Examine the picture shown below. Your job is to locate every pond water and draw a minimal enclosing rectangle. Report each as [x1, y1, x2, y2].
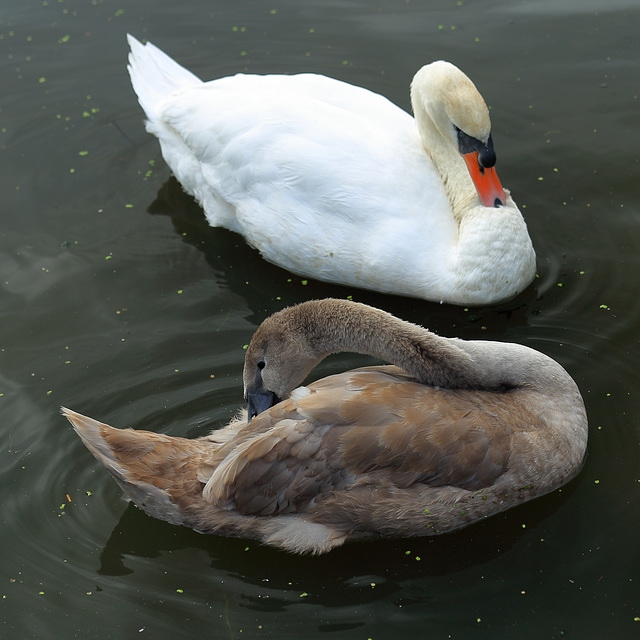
[2, 0, 639, 638]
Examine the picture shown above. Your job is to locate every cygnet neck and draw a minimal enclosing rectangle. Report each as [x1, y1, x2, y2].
[281, 299, 484, 392]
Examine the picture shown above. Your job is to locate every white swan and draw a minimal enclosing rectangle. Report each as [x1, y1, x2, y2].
[63, 299, 587, 555]
[127, 35, 536, 305]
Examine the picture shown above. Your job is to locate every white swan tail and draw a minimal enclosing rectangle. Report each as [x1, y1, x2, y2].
[127, 34, 202, 122]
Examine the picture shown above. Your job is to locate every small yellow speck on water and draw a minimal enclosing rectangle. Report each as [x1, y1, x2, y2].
[176, 589, 183, 594]
[477, 618, 481, 623]
[177, 289, 183, 294]
[522, 524, 526, 528]
[594, 480, 600, 484]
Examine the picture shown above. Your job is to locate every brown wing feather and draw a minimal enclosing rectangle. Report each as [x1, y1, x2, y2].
[203, 418, 352, 515]
[201, 366, 529, 517]
[337, 369, 521, 489]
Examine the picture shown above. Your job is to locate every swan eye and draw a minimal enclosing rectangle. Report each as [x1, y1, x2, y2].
[257, 360, 266, 370]
[455, 127, 477, 155]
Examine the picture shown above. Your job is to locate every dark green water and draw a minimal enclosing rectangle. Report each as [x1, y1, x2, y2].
[2, 0, 639, 638]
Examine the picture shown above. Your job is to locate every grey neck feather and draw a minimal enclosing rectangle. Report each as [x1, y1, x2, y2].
[285, 299, 562, 394]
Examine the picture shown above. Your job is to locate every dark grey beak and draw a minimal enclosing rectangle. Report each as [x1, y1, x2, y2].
[247, 390, 280, 421]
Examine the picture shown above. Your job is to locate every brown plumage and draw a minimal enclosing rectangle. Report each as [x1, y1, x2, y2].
[62, 299, 588, 554]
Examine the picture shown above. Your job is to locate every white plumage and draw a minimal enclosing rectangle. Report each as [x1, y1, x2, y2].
[127, 35, 536, 305]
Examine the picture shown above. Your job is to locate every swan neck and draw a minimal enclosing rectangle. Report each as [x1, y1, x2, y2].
[301, 300, 479, 389]
[410, 75, 481, 220]
[260, 301, 579, 407]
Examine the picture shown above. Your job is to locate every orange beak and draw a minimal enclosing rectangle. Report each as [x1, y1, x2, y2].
[462, 151, 507, 208]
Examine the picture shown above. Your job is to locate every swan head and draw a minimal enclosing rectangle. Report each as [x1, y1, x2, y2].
[243, 308, 323, 420]
[411, 61, 507, 208]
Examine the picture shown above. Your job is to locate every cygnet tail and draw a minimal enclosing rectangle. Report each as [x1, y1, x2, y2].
[62, 407, 127, 475]
[61, 406, 190, 527]
[126, 34, 202, 122]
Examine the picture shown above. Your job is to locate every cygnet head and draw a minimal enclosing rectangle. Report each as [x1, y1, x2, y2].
[243, 309, 323, 420]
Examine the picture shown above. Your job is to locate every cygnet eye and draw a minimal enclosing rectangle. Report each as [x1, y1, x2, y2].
[257, 360, 266, 370]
